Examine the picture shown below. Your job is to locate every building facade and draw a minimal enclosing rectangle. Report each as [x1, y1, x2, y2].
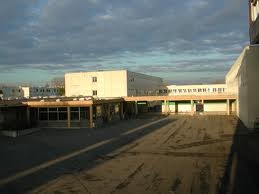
[167, 84, 227, 96]
[65, 70, 164, 97]
[226, 45, 259, 128]
[0, 86, 62, 99]
[21, 87, 61, 98]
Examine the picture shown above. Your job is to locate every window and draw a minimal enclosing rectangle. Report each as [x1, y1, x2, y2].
[193, 89, 197, 92]
[213, 88, 217, 92]
[198, 89, 202, 92]
[92, 76, 97, 82]
[203, 88, 206, 92]
[93, 90, 97, 96]
[188, 89, 192, 93]
[183, 89, 187, 93]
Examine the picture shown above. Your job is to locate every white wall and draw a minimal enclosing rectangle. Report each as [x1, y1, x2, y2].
[65, 70, 128, 97]
[203, 102, 227, 112]
[226, 45, 259, 128]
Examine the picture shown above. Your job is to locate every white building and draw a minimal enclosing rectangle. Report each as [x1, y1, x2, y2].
[65, 70, 164, 97]
[167, 84, 227, 95]
[162, 84, 231, 113]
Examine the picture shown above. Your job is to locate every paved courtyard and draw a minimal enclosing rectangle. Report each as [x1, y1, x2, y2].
[0, 115, 259, 194]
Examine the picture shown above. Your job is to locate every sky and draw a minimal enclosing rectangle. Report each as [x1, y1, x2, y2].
[0, 0, 249, 86]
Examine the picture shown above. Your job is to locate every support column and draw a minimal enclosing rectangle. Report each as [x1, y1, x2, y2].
[164, 100, 169, 114]
[120, 102, 124, 120]
[175, 102, 178, 113]
[67, 107, 71, 128]
[26, 107, 31, 127]
[227, 99, 230, 115]
[135, 101, 138, 116]
[191, 100, 194, 114]
[89, 105, 93, 128]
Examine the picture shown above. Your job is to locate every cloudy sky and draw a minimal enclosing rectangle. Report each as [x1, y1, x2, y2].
[0, 0, 248, 85]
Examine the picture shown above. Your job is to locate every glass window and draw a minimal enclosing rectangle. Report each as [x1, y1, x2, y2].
[92, 77, 97, 82]
[59, 112, 67, 120]
[49, 112, 58, 120]
[93, 90, 97, 95]
[39, 112, 48, 120]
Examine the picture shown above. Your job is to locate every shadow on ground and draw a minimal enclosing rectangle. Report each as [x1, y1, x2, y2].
[0, 116, 174, 194]
[218, 119, 259, 194]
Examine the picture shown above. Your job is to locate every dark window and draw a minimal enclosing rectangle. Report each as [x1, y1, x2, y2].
[93, 90, 97, 95]
[59, 112, 67, 120]
[39, 113, 48, 120]
[92, 77, 97, 82]
[49, 112, 58, 120]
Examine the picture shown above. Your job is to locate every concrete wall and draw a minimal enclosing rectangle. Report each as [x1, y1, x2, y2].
[127, 71, 164, 96]
[65, 70, 128, 97]
[226, 45, 259, 128]
[203, 101, 227, 112]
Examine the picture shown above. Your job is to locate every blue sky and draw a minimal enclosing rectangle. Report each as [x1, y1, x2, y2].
[0, 0, 248, 85]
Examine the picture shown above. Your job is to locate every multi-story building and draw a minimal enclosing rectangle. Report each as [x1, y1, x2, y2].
[65, 70, 165, 97]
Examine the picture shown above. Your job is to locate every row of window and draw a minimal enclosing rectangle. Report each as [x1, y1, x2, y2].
[38, 107, 88, 121]
[31, 89, 58, 93]
[169, 88, 225, 93]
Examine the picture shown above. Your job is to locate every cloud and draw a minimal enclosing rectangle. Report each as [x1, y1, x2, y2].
[0, 0, 249, 84]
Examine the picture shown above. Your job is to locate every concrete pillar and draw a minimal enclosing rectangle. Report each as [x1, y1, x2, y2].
[120, 102, 124, 120]
[107, 103, 111, 121]
[201, 99, 204, 104]
[227, 99, 230, 115]
[175, 102, 178, 113]
[191, 100, 194, 114]
[164, 100, 170, 114]
[26, 107, 30, 127]
[89, 105, 93, 128]
[135, 101, 138, 116]
[67, 107, 71, 128]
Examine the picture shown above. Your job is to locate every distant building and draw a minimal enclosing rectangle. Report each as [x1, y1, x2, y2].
[0, 86, 23, 99]
[167, 84, 227, 95]
[21, 87, 62, 98]
[65, 70, 165, 97]
[0, 86, 62, 99]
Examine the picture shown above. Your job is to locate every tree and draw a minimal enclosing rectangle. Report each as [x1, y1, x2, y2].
[50, 77, 65, 88]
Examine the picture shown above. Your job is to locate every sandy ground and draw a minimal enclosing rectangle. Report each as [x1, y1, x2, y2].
[27, 115, 247, 194]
